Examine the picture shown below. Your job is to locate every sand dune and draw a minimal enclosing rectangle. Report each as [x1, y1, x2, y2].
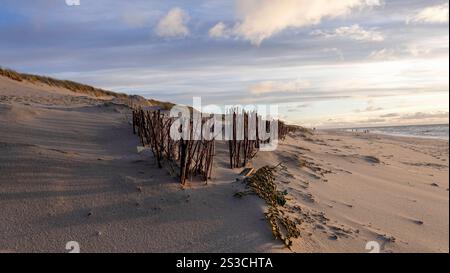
[0, 75, 448, 253]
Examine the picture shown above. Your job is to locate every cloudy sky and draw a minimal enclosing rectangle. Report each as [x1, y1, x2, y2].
[0, 0, 448, 127]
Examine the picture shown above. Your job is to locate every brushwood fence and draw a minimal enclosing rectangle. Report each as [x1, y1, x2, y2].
[227, 109, 260, 169]
[133, 109, 215, 185]
[132, 108, 298, 184]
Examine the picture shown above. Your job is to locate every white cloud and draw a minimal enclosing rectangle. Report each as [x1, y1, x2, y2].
[249, 79, 311, 94]
[312, 24, 384, 41]
[155, 7, 190, 38]
[406, 44, 432, 57]
[209, 22, 230, 38]
[407, 3, 449, 24]
[210, 0, 381, 45]
[368, 35, 448, 60]
[369, 48, 397, 60]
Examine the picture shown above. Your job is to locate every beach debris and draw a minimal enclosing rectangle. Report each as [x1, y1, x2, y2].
[430, 183, 439, 187]
[235, 165, 301, 248]
[265, 206, 301, 248]
[239, 165, 287, 207]
[87, 211, 93, 217]
[235, 168, 256, 181]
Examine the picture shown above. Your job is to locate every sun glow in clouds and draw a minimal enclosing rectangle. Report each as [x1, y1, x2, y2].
[210, 0, 382, 45]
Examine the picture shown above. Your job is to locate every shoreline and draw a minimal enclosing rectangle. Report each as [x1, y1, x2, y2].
[323, 128, 449, 141]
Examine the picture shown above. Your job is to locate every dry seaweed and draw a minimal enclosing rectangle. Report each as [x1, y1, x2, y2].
[243, 166, 286, 207]
[236, 165, 301, 248]
[265, 206, 302, 248]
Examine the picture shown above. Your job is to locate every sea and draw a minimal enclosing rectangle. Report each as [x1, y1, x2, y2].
[347, 124, 449, 140]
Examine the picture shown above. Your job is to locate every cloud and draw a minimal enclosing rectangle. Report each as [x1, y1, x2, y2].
[366, 118, 386, 123]
[380, 113, 400, 118]
[287, 103, 311, 112]
[210, 0, 382, 45]
[209, 22, 230, 38]
[369, 48, 397, 60]
[296, 103, 311, 108]
[155, 7, 190, 38]
[318, 110, 449, 128]
[249, 79, 311, 94]
[354, 105, 384, 113]
[370, 112, 449, 124]
[407, 3, 449, 24]
[65, 0, 80, 6]
[406, 44, 432, 57]
[368, 34, 449, 60]
[400, 111, 449, 120]
[312, 24, 384, 41]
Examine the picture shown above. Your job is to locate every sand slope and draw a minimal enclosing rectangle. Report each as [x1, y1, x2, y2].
[0, 75, 448, 253]
[0, 76, 282, 253]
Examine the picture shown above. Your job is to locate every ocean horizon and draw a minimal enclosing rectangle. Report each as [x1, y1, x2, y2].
[346, 124, 449, 140]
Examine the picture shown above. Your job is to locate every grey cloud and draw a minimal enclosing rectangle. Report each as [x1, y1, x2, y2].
[400, 112, 449, 120]
[380, 113, 400, 118]
[366, 118, 386, 123]
[354, 105, 384, 113]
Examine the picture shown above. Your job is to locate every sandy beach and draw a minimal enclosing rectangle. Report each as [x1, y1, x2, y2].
[0, 75, 448, 253]
[256, 130, 449, 253]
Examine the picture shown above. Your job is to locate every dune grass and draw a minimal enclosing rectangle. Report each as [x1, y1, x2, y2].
[0, 67, 129, 99]
[0, 67, 182, 110]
